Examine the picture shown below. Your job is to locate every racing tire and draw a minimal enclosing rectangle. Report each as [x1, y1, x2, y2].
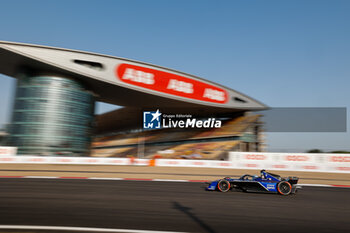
[217, 179, 230, 192]
[277, 181, 292, 195]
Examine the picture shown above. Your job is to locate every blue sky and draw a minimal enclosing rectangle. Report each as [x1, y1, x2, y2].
[0, 0, 349, 151]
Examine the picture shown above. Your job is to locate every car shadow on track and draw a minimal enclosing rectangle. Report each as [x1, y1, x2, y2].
[172, 201, 216, 233]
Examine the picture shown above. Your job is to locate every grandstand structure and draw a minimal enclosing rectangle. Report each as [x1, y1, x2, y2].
[0, 41, 267, 158]
[92, 110, 265, 160]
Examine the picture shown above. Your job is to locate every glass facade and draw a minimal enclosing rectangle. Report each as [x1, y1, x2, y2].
[8, 75, 95, 156]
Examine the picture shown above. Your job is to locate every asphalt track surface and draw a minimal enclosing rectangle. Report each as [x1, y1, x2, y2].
[0, 179, 349, 233]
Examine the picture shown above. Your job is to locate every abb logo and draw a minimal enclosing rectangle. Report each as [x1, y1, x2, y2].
[245, 154, 266, 160]
[336, 167, 350, 171]
[219, 162, 231, 166]
[273, 164, 287, 169]
[0, 147, 16, 155]
[28, 158, 45, 162]
[330, 156, 350, 162]
[167, 161, 179, 165]
[0, 157, 14, 161]
[285, 155, 309, 161]
[0, 149, 9, 154]
[203, 88, 225, 102]
[58, 159, 72, 163]
[121, 68, 155, 85]
[112, 160, 124, 163]
[167, 79, 193, 94]
[303, 165, 317, 170]
[116, 63, 228, 104]
[86, 159, 97, 163]
[193, 161, 205, 166]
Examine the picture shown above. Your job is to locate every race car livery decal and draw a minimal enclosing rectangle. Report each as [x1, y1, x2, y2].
[260, 182, 277, 192]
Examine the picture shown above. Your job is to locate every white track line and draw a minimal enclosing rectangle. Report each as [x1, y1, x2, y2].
[152, 179, 188, 182]
[300, 184, 333, 187]
[24, 176, 58, 179]
[0, 225, 187, 233]
[89, 177, 124, 180]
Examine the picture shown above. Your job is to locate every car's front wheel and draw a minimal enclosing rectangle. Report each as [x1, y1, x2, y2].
[217, 179, 230, 192]
[277, 181, 292, 195]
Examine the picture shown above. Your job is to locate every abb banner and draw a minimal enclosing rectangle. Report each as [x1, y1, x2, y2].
[155, 159, 233, 168]
[0, 156, 147, 166]
[229, 152, 350, 173]
[116, 63, 228, 104]
[325, 155, 350, 172]
[0, 147, 17, 156]
[0, 152, 349, 173]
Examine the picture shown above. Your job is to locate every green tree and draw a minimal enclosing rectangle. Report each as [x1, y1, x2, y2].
[306, 149, 323, 153]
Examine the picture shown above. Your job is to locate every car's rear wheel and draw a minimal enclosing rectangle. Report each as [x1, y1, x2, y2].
[217, 179, 230, 192]
[277, 181, 292, 195]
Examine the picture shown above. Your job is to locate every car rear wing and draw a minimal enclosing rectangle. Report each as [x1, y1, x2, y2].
[286, 177, 299, 185]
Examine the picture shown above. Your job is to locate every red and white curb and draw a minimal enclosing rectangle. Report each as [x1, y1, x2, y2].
[0, 176, 350, 188]
[0, 176, 208, 183]
[0, 176, 349, 188]
[0, 225, 187, 233]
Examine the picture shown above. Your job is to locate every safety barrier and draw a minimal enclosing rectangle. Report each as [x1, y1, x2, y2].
[0, 147, 17, 156]
[0, 152, 349, 173]
[0, 156, 149, 166]
[228, 152, 350, 173]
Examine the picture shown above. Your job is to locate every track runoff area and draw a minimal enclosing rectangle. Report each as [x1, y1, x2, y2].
[0, 166, 349, 232]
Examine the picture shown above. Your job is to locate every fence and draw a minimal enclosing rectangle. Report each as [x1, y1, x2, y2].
[0, 150, 349, 173]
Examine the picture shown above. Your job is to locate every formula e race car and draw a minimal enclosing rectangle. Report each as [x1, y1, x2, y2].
[206, 170, 301, 195]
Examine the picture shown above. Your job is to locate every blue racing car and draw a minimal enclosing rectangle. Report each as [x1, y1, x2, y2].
[206, 170, 301, 195]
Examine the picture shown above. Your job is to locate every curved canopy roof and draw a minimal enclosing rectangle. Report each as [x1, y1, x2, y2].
[0, 41, 267, 111]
